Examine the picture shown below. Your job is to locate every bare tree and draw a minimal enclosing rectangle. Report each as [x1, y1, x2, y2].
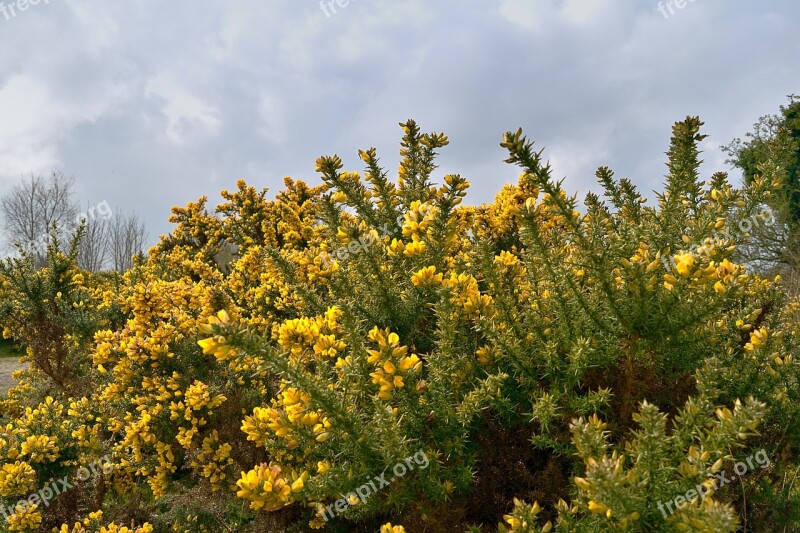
[111, 212, 147, 271]
[76, 209, 110, 272]
[1, 172, 78, 263]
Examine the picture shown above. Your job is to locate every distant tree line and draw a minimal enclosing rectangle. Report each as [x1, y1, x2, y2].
[0, 171, 147, 271]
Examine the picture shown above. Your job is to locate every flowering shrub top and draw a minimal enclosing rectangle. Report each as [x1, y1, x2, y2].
[0, 118, 798, 532]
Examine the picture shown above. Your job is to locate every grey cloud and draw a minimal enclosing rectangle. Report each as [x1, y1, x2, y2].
[0, 0, 798, 242]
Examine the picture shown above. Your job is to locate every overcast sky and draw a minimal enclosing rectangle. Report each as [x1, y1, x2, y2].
[0, 0, 798, 244]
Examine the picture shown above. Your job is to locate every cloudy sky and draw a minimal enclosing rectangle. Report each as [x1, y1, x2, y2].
[0, 0, 798, 243]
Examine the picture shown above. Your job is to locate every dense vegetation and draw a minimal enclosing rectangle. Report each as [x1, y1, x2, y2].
[724, 94, 800, 275]
[0, 118, 798, 532]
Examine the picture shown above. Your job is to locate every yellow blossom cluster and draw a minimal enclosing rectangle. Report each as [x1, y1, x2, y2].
[274, 306, 346, 364]
[235, 462, 307, 512]
[0, 461, 37, 497]
[442, 273, 494, 318]
[367, 327, 422, 400]
[56, 510, 154, 533]
[398, 200, 438, 257]
[663, 252, 747, 294]
[5, 502, 42, 531]
[190, 430, 234, 491]
[241, 386, 331, 450]
[411, 265, 444, 288]
[197, 310, 237, 361]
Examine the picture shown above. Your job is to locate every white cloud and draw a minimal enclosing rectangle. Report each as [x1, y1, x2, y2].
[498, 0, 619, 30]
[0, 74, 123, 179]
[257, 94, 287, 144]
[66, 2, 121, 53]
[144, 74, 222, 145]
[498, 0, 551, 31]
[333, 0, 433, 62]
[548, 137, 613, 191]
[562, 0, 616, 25]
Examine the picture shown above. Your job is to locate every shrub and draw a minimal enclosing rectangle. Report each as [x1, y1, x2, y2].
[0, 118, 798, 532]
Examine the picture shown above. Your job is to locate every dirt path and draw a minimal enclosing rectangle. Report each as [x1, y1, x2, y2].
[0, 358, 25, 395]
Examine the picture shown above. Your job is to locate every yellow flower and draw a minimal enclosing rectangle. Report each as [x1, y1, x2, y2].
[588, 500, 608, 514]
[476, 345, 498, 364]
[198, 309, 232, 334]
[673, 253, 695, 278]
[411, 266, 443, 287]
[398, 354, 421, 373]
[197, 336, 236, 361]
[6, 503, 42, 531]
[20, 435, 60, 463]
[236, 463, 308, 512]
[574, 476, 591, 491]
[387, 238, 405, 256]
[714, 281, 726, 294]
[0, 461, 37, 497]
[443, 272, 491, 316]
[744, 327, 767, 352]
[403, 237, 427, 257]
[313, 334, 346, 359]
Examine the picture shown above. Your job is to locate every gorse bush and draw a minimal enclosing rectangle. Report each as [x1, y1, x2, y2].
[1, 118, 799, 532]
